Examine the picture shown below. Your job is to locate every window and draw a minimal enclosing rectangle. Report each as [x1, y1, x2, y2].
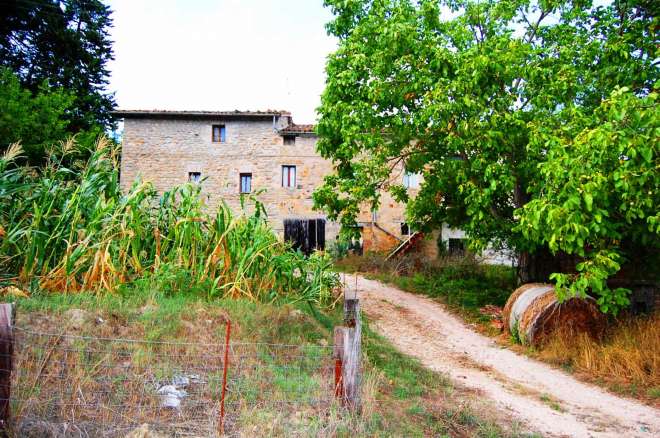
[239, 173, 252, 193]
[212, 124, 226, 143]
[401, 223, 410, 236]
[403, 171, 421, 189]
[188, 172, 201, 183]
[283, 135, 296, 145]
[448, 238, 466, 255]
[282, 165, 296, 188]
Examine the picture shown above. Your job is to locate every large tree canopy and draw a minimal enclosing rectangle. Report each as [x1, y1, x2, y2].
[0, 0, 115, 132]
[314, 0, 658, 313]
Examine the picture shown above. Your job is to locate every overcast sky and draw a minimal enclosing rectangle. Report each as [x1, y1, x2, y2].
[106, 0, 336, 124]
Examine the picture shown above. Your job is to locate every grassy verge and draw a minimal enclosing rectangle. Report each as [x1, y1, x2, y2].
[8, 281, 530, 437]
[335, 253, 515, 335]
[335, 252, 660, 407]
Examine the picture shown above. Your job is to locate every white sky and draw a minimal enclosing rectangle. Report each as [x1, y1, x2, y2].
[106, 0, 337, 124]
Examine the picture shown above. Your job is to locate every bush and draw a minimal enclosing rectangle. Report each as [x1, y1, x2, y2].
[327, 240, 350, 260]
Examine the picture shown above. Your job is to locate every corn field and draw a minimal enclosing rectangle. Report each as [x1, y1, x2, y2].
[0, 138, 339, 304]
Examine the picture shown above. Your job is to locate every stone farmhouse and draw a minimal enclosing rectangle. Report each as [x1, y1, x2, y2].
[114, 109, 480, 259]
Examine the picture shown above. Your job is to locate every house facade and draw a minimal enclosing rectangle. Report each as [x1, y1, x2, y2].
[114, 109, 439, 256]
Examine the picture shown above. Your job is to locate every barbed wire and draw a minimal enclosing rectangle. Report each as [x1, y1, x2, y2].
[9, 325, 344, 437]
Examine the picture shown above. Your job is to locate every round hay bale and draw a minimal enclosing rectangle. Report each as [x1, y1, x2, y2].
[504, 283, 605, 346]
[502, 283, 546, 328]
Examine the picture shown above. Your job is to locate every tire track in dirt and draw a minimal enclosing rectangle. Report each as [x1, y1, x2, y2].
[347, 276, 659, 438]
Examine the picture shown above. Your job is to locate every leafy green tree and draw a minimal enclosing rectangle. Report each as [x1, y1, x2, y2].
[0, 68, 74, 163]
[519, 87, 659, 313]
[0, 0, 115, 131]
[314, 0, 658, 312]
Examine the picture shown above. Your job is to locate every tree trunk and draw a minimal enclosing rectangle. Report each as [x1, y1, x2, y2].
[517, 246, 564, 284]
[513, 175, 565, 284]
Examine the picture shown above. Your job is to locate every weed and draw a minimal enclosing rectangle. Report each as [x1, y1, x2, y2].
[11, 273, 530, 436]
[647, 387, 660, 399]
[539, 393, 564, 412]
[510, 320, 522, 345]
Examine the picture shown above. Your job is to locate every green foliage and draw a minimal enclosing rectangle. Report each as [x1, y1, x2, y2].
[510, 320, 522, 345]
[0, 0, 115, 131]
[518, 88, 659, 313]
[327, 239, 351, 259]
[0, 138, 339, 306]
[316, 0, 658, 312]
[0, 68, 83, 164]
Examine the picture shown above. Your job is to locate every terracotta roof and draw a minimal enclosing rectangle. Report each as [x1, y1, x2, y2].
[111, 109, 291, 118]
[279, 124, 316, 134]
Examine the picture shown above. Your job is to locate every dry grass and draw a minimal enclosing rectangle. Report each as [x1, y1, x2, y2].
[9, 290, 527, 437]
[537, 312, 660, 405]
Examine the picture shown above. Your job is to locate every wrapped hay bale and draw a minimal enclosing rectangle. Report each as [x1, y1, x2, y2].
[503, 283, 605, 346]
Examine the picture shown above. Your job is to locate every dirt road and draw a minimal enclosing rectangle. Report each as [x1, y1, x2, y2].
[345, 276, 659, 438]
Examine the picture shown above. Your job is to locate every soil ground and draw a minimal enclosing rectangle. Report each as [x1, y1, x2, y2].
[346, 275, 660, 438]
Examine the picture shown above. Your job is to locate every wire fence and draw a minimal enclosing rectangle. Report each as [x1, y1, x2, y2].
[8, 325, 341, 437]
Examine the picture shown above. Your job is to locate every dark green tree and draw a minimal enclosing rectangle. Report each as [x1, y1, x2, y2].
[314, 0, 658, 313]
[0, 67, 74, 163]
[0, 0, 115, 131]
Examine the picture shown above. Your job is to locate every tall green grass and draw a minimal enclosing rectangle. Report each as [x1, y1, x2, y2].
[0, 138, 339, 304]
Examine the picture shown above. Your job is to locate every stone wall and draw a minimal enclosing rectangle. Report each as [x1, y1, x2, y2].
[119, 114, 514, 263]
[120, 116, 342, 240]
[120, 114, 424, 253]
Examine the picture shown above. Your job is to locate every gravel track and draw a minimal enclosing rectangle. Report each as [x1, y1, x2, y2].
[346, 276, 659, 438]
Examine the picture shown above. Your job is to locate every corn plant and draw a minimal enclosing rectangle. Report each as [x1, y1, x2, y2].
[0, 138, 339, 306]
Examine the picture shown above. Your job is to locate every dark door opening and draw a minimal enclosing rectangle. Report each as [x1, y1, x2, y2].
[448, 238, 466, 256]
[283, 218, 326, 256]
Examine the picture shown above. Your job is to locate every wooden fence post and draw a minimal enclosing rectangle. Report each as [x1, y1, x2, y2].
[0, 303, 14, 436]
[333, 298, 361, 413]
[342, 299, 361, 413]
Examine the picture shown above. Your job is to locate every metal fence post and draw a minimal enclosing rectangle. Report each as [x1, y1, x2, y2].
[0, 303, 14, 436]
[219, 319, 231, 436]
[333, 328, 344, 398]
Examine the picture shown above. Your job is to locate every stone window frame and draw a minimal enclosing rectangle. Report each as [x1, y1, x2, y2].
[281, 165, 296, 188]
[239, 173, 252, 194]
[212, 124, 226, 143]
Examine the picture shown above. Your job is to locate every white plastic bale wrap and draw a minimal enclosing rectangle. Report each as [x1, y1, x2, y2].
[504, 283, 604, 346]
[508, 284, 554, 334]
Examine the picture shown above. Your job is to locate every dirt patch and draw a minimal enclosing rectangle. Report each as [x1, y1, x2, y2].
[348, 276, 660, 438]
